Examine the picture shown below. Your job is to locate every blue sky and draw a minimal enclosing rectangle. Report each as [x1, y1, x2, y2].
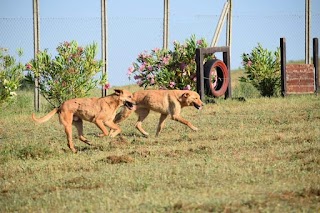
[1, 0, 319, 86]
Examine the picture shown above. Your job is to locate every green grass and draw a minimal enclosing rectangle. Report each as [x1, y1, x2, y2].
[0, 84, 320, 212]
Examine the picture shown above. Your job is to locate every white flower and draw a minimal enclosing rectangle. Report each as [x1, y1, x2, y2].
[10, 91, 17, 96]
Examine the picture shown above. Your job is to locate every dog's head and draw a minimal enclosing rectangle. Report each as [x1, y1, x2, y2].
[114, 89, 136, 110]
[180, 91, 204, 110]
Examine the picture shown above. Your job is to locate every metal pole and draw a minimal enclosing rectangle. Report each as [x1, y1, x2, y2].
[163, 0, 169, 49]
[101, 0, 108, 97]
[33, 0, 40, 111]
[305, 0, 311, 64]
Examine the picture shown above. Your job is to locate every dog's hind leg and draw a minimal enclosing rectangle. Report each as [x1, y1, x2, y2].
[135, 108, 150, 136]
[60, 112, 77, 153]
[156, 114, 168, 136]
[73, 119, 91, 145]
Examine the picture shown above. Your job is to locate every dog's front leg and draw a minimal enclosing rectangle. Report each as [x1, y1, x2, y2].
[171, 114, 198, 131]
[105, 121, 121, 137]
[95, 120, 109, 137]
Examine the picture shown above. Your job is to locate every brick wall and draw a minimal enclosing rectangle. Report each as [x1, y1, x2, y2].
[286, 64, 315, 94]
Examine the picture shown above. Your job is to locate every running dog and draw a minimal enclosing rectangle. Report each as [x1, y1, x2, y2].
[32, 89, 135, 153]
[114, 90, 204, 136]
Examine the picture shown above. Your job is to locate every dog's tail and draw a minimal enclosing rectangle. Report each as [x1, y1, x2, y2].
[32, 108, 59, 124]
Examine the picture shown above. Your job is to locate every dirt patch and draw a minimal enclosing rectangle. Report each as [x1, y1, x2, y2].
[62, 176, 104, 190]
[188, 145, 213, 154]
[109, 136, 131, 148]
[101, 155, 134, 164]
[168, 201, 223, 212]
[164, 149, 190, 158]
[129, 149, 151, 158]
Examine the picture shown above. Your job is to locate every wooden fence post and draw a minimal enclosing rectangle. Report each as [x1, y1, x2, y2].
[313, 38, 319, 94]
[280, 38, 287, 97]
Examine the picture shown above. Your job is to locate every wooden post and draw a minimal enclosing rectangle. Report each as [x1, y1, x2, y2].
[314, 38, 319, 94]
[196, 48, 205, 100]
[101, 0, 108, 97]
[33, 0, 40, 111]
[211, 1, 229, 47]
[223, 47, 231, 99]
[226, 0, 232, 53]
[163, 0, 169, 49]
[280, 38, 287, 97]
[305, 0, 311, 64]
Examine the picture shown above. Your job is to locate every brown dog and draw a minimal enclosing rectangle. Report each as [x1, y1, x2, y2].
[114, 90, 204, 136]
[32, 89, 135, 153]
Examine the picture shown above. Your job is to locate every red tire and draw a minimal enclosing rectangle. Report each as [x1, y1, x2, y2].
[204, 59, 229, 97]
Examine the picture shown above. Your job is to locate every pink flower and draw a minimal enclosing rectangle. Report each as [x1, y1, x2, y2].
[153, 48, 160, 53]
[77, 47, 83, 53]
[150, 78, 155, 85]
[162, 56, 170, 65]
[134, 75, 141, 80]
[180, 63, 186, 71]
[64, 41, 70, 47]
[247, 60, 252, 67]
[127, 66, 134, 76]
[184, 85, 191, 90]
[197, 40, 203, 45]
[147, 65, 153, 71]
[139, 63, 146, 71]
[25, 63, 32, 70]
[147, 74, 155, 84]
[193, 76, 197, 82]
[169, 81, 175, 88]
[104, 83, 111, 90]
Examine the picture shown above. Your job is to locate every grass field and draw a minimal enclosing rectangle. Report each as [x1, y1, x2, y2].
[0, 72, 320, 212]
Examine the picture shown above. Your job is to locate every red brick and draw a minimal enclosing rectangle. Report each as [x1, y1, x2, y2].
[287, 79, 315, 85]
[287, 85, 314, 93]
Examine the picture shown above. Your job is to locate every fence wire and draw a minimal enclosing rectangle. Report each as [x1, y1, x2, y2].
[0, 2, 319, 86]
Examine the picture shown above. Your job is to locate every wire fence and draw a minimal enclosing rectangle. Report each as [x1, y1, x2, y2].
[0, 1, 319, 86]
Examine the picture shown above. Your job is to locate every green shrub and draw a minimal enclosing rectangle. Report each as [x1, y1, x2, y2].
[0, 48, 25, 107]
[233, 81, 260, 98]
[240, 44, 281, 97]
[26, 41, 106, 108]
[127, 35, 214, 90]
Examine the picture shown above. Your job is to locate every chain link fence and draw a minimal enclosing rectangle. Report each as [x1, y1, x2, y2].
[1, 0, 319, 86]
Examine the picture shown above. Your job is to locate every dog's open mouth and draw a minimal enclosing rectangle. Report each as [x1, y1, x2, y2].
[193, 103, 202, 110]
[124, 101, 134, 110]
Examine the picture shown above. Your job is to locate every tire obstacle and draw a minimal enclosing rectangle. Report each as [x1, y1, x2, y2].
[195, 46, 231, 100]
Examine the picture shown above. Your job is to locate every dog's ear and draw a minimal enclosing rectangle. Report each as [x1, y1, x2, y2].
[182, 92, 190, 99]
[114, 89, 123, 96]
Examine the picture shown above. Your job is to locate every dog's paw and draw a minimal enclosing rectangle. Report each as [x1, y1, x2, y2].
[191, 126, 198, 131]
[97, 133, 108, 137]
